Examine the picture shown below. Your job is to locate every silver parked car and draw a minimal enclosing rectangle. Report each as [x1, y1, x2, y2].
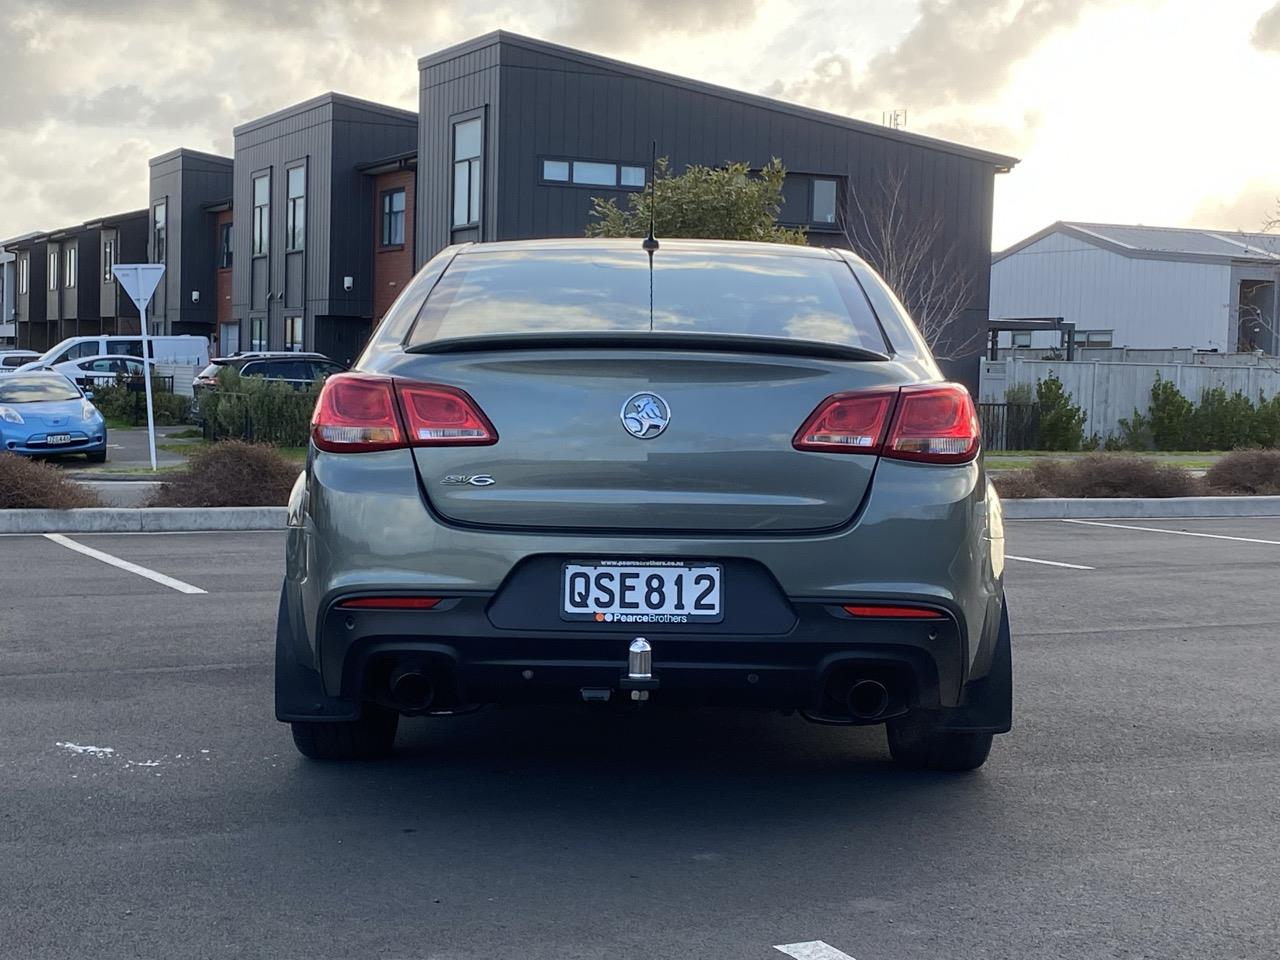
[277, 238, 1010, 770]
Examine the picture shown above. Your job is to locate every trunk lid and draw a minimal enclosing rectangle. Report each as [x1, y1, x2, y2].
[381, 349, 920, 533]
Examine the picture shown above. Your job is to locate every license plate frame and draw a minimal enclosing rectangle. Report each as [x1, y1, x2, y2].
[560, 560, 723, 624]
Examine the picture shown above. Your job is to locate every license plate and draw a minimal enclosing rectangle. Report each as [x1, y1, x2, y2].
[561, 561, 723, 624]
[45, 434, 72, 445]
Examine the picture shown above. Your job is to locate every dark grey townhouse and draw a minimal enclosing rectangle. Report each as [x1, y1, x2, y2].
[229, 93, 417, 363]
[148, 148, 234, 342]
[416, 32, 1016, 361]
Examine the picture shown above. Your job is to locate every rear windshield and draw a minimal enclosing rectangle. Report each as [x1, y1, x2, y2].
[0, 377, 81, 403]
[408, 248, 885, 350]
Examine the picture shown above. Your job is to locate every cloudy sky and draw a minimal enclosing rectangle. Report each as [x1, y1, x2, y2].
[3, 0, 1280, 249]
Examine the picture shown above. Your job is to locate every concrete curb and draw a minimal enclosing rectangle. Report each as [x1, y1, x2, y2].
[1002, 496, 1280, 519]
[0, 507, 288, 534]
[3, 497, 1280, 534]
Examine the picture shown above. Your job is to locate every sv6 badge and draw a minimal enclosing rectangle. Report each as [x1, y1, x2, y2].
[442, 474, 496, 487]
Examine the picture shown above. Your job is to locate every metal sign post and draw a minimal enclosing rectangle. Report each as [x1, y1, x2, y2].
[111, 264, 166, 472]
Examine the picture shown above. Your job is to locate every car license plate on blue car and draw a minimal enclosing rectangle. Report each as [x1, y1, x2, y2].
[561, 561, 723, 623]
[45, 434, 72, 445]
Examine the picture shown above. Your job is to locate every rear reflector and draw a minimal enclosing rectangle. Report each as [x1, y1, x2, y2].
[337, 597, 442, 610]
[397, 383, 497, 446]
[843, 604, 944, 619]
[792, 391, 895, 452]
[312, 374, 404, 453]
[794, 383, 979, 464]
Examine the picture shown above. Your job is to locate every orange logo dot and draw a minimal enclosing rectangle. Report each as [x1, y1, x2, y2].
[594, 612, 604, 622]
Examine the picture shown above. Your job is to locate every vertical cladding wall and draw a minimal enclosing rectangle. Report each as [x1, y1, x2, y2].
[417, 42, 501, 265]
[149, 149, 233, 331]
[233, 94, 416, 350]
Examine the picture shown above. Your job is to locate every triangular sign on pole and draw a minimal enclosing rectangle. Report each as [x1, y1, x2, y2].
[111, 263, 166, 471]
[112, 264, 165, 314]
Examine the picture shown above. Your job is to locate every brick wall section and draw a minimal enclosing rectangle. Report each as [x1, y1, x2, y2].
[214, 209, 233, 325]
[372, 170, 415, 322]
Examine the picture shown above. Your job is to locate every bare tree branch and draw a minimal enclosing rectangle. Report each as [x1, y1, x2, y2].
[838, 167, 978, 358]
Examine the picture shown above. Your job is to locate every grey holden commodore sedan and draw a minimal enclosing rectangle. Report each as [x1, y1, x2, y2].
[277, 238, 1010, 771]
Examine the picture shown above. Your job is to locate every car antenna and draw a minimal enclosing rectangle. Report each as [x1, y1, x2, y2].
[642, 140, 659, 253]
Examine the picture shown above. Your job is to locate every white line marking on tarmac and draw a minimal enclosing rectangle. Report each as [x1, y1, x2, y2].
[774, 942, 858, 960]
[1062, 519, 1280, 545]
[1006, 554, 1095, 570]
[43, 533, 207, 594]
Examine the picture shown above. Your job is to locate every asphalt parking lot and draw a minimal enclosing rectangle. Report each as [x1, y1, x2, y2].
[1, 519, 1277, 959]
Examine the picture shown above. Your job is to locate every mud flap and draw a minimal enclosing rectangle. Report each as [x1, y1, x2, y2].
[934, 599, 1012, 734]
[274, 585, 361, 723]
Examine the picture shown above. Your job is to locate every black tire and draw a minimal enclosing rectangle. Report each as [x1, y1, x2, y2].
[86, 450, 107, 463]
[886, 713, 994, 772]
[290, 706, 399, 760]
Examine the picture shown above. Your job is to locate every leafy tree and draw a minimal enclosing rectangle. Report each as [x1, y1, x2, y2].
[1035, 373, 1086, 451]
[1190, 387, 1255, 451]
[586, 157, 807, 244]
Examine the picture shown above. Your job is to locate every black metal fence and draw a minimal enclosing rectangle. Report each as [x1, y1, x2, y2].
[978, 402, 1039, 451]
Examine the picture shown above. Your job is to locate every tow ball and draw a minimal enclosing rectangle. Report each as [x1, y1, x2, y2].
[620, 637, 660, 702]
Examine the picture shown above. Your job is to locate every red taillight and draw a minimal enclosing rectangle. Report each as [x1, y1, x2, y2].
[884, 384, 980, 464]
[311, 374, 496, 453]
[312, 373, 405, 452]
[396, 383, 497, 446]
[337, 597, 442, 610]
[792, 391, 896, 452]
[843, 604, 944, 619]
[794, 383, 979, 464]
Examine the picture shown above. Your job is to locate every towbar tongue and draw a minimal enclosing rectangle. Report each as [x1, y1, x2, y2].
[621, 637, 659, 701]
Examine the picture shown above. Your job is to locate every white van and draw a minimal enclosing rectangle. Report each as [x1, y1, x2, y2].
[27, 335, 210, 369]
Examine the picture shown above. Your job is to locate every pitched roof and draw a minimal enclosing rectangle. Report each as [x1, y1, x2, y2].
[420, 31, 1019, 170]
[996, 221, 1280, 265]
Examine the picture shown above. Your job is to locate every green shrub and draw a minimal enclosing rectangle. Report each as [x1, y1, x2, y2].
[1251, 393, 1280, 448]
[1034, 373, 1086, 450]
[201, 367, 318, 446]
[146, 440, 301, 507]
[1189, 386, 1255, 450]
[1205, 450, 1280, 495]
[89, 379, 192, 426]
[1148, 375, 1194, 450]
[0, 453, 102, 509]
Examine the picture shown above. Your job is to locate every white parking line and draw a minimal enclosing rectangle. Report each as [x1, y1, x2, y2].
[43, 533, 207, 594]
[774, 942, 858, 960]
[1062, 519, 1280, 545]
[1006, 554, 1095, 570]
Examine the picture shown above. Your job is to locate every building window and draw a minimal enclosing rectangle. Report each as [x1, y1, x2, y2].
[250, 316, 267, 351]
[452, 117, 482, 228]
[811, 179, 838, 225]
[382, 188, 406, 246]
[65, 245, 76, 288]
[103, 239, 115, 282]
[286, 164, 305, 251]
[18, 255, 27, 295]
[252, 172, 270, 256]
[285, 315, 303, 351]
[218, 222, 233, 269]
[572, 161, 616, 186]
[153, 201, 167, 262]
[541, 158, 647, 190]
[49, 251, 58, 290]
[620, 165, 646, 188]
[1010, 332, 1032, 348]
[219, 322, 240, 356]
[1074, 329, 1114, 348]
